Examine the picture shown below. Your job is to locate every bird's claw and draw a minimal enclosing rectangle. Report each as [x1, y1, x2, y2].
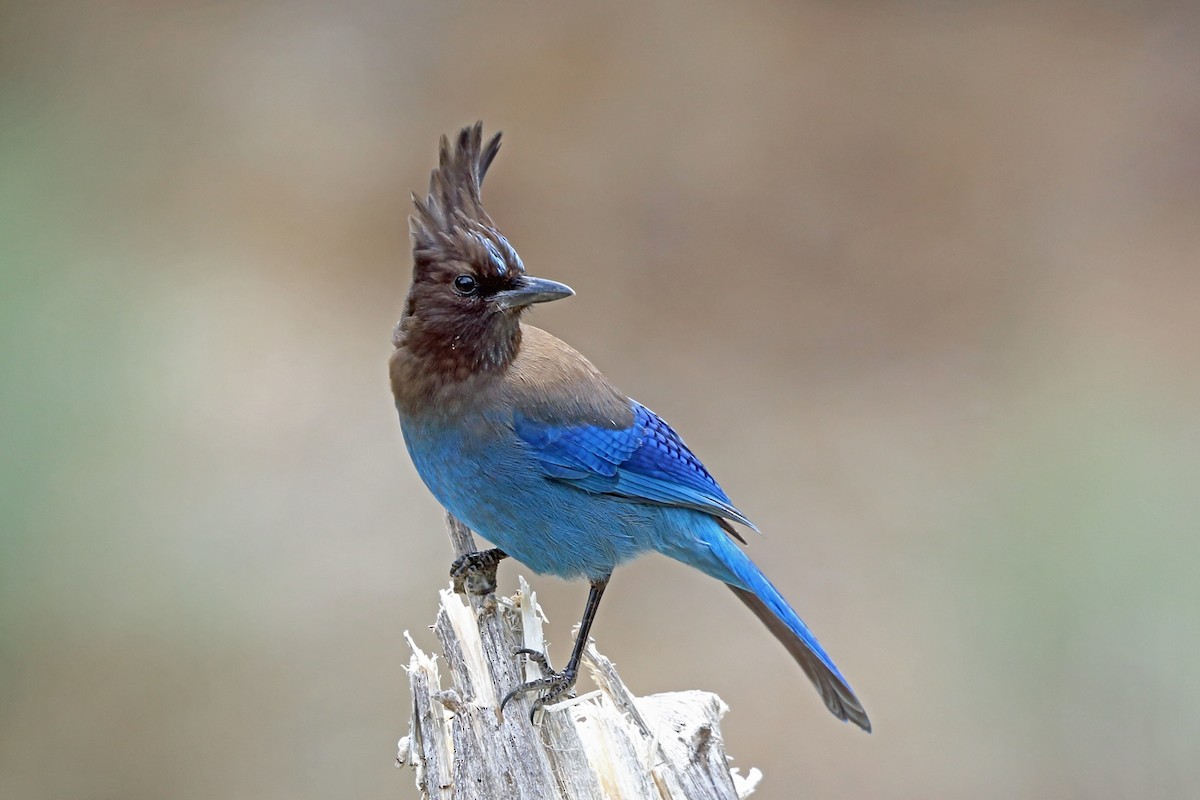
[449, 549, 506, 596]
[501, 648, 579, 722]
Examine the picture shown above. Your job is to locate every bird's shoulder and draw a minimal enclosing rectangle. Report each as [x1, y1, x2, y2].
[498, 325, 634, 429]
[506, 331, 756, 529]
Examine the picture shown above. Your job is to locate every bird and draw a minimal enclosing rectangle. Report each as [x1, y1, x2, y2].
[390, 123, 870, 732]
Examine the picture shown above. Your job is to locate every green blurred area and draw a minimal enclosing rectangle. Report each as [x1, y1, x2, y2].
[3, 1, 1199, 798]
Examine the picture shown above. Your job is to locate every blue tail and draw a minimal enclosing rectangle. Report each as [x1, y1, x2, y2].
[672, 520, 872, 731]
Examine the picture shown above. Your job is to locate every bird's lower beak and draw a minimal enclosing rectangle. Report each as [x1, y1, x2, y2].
[493, 276, 575, 310]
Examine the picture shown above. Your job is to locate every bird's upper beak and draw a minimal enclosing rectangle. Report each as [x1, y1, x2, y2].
[492, 275, 575, 310]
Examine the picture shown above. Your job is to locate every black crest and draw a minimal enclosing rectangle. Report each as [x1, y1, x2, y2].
[409, 122, 522, 278]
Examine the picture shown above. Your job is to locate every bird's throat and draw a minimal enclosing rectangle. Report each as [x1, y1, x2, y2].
[390, 312, 522, 413]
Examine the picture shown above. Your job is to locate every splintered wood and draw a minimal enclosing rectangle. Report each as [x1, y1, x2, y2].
[398, 577, 760, 800]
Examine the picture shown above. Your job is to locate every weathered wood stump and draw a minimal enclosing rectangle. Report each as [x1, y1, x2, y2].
[396, 514, 760, 800]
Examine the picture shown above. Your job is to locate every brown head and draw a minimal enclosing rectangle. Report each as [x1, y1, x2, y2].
[396, 123, 573, 385]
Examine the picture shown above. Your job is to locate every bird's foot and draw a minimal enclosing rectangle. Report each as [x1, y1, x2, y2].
[449, 548, 506, 596]
[501, 648, 579, 721]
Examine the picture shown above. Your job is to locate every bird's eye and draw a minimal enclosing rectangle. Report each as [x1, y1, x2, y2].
[453, 275, 478, 296]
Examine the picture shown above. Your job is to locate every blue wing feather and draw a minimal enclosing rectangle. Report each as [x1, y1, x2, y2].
[513, 402, 758, 530]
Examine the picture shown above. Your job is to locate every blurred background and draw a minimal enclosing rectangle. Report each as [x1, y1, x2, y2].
[2, 1, 1199, 797]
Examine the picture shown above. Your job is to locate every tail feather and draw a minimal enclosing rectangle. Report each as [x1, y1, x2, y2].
[728, 584, 871, 732]
[650, 489, 871, 729]
[694, 518, 870, 731]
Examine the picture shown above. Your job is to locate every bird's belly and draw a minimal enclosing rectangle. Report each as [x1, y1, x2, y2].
[401, 417, 652, 579]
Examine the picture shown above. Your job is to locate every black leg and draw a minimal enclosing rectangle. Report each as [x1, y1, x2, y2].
[450, 548, 508, 596]
[501, 575, 610, 721]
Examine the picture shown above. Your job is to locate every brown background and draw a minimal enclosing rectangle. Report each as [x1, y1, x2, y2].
[3, 1, 1199, 797]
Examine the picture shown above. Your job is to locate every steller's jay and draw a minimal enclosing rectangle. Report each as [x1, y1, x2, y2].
[391, 124, 869, 731]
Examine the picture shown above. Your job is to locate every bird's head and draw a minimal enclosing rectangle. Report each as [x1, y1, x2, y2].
[398, 123, 573, 375]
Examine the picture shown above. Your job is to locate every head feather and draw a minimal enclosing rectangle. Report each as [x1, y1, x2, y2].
[396, 123, 529, 377]
[410, 122, 509, 272]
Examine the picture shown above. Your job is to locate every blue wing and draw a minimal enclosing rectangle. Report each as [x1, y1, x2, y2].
[513, 402, 758, 530]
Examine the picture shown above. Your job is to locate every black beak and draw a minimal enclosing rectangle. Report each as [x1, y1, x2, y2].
[492, 275, 575, 310]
